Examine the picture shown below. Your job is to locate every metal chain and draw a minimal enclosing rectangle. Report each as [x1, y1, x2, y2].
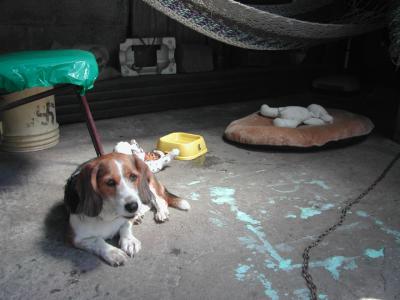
[302, 151, 400, 300]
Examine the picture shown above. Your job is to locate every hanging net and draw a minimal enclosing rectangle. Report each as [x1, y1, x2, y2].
[389, 1, 400, 67]
[140, 0, 389, 50]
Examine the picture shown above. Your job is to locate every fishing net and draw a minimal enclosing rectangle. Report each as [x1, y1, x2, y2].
[140, 0, 389, 50]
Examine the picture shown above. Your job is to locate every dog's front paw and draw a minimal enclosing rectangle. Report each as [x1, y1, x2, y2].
[103, 248, 129, 267]
[155, 208, 170, 223]
[120, 236, 141, 257]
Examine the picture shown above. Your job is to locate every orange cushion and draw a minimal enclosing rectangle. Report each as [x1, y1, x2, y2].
[224, 109, 374, 147]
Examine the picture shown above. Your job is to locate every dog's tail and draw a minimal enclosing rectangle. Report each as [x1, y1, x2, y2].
[164, 189, 191, 210]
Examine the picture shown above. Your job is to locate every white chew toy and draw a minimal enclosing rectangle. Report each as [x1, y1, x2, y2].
[260, 104, 334, 128]
[114, 139, 179, 173]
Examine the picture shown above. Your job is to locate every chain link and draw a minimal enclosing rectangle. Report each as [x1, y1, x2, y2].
[302, 151, 400, 300]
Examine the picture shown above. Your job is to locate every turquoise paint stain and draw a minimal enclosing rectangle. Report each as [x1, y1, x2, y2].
[238, 232, 290, 271]
[237, 211, 260, 225]
[379, 225, 400, 243]
[338, 222, 360, 231]
[297, 203, 334, 219]
[262, 256, 357, 280]
[265, 260, 276, 270]
[246, 224, 293, 271]
[364, 248, 384, 258]
[306, 180, 331, 190]
[209, 217, 225, 228]
[257, 273, 279, 300]
[356, 210, 400, 243]
[210, 187, 293, 274]
[190, 192, 200, 201]
[343, 260, 357, 270]
[309, 256, 358, 280]
[239, 235, 257, 250]
[210, 187, 235, 205]
[275, 243, 294, 253]
[210, 187, 292, 300]
[235, 264, 252, 281]
[356, 210, 369, 217]
[210, 187, 287, 267]
[188, 180, 201, 186]
[298, 207, 321, 219]
[209, 209, 222, 216]
[210, 187, 260, 225]
[278, 259, 293, 271]
[294, 289, 329, 300]
[285, 214, 297, 219]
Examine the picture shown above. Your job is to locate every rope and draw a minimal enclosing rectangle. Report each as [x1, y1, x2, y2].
[302, 151, 400, 300]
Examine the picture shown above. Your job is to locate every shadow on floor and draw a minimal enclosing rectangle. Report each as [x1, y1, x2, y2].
[39, 201, 102, 272]
[222, 135, 369, 154]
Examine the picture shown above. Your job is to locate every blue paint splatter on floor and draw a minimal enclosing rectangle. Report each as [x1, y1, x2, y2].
[209, 217, 225, 228]
[297, 207, 321, 219]
[235, 264, 252, 281]
[293, 289, 329, 300]
[210, 187, 260, 226]
[274, 243, 294, 253]
[285, 213, 297, 219]
[261, 255, 358, 280]
[306, 180, 331, 190]
[296, 203, 334, 219]
[245, 223, 293, 271]
[210, 187, 235, 205]
[364, 247, 384, 258]
[237, 211, 260, 225]
[190, 192, 200, 201]
[257, 273, 279, 300]
[208, 184, 363, 298]
[356, 210, 400, 243]
[308, 256, 358, 280]
[210, 187, 283, 297]
[265, 260, 276, 270]
[356, 210, 369, 217]
[337, 222, 360, 231]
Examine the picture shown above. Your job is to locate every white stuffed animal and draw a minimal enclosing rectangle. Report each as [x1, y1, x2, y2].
[114, 139, 179, 173]
[260, 104, 334, 128]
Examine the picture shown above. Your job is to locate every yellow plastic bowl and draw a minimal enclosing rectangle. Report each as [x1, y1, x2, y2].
[157, 132, 207, 160]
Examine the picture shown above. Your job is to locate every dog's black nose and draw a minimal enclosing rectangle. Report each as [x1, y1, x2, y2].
[125, 202, 138, 213]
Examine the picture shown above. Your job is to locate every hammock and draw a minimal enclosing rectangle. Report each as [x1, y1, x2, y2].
[140, 0, 389, 50]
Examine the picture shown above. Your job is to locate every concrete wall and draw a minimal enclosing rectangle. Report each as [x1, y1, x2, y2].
[0, 0, 129, 64]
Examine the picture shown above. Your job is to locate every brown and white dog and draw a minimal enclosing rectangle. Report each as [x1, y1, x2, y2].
[64, 152, 190, 266]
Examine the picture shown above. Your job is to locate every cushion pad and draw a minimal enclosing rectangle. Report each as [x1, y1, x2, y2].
[224, 109, 374, 147]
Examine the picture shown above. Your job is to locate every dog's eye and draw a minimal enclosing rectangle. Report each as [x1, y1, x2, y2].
[106, 179, 116, 187]
[129, 174, 137, 182]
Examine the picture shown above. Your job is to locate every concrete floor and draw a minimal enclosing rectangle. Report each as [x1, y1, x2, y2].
[0, 100, 400, 300]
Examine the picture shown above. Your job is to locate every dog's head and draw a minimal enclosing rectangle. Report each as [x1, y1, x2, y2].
[66, 153, 155, 218]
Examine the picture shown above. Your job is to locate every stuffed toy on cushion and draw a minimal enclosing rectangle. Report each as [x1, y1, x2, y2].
[260, 104, 334, 128]
[114, 139, 179, 173]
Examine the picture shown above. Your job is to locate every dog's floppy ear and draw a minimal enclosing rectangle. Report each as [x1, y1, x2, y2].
[132, 155, 156, 205]
[75, 162, 103, 217]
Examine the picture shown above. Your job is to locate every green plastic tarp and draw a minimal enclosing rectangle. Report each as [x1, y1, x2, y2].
[0, 49, 98, 94]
